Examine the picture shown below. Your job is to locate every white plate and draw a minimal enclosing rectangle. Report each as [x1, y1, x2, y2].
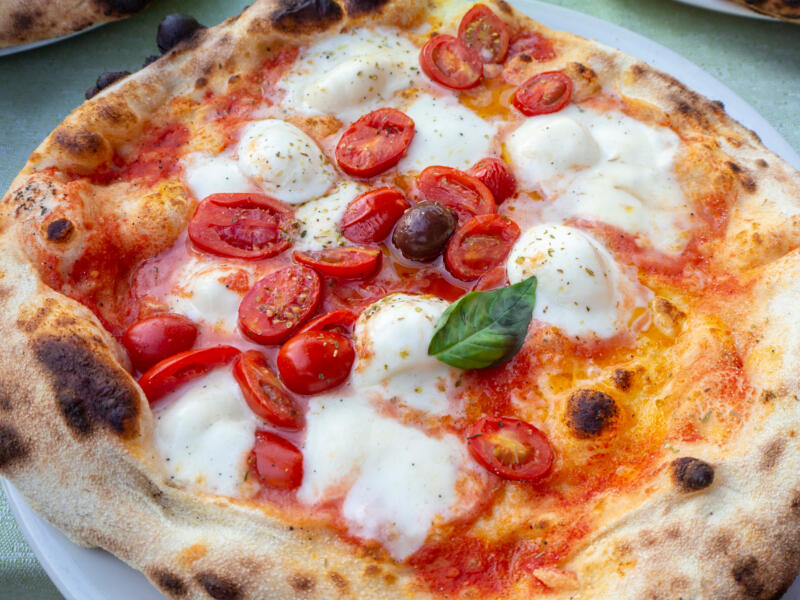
[4, 1, 800, 599]
[0, 23, 108, 58]
[671, 0, 777, 20]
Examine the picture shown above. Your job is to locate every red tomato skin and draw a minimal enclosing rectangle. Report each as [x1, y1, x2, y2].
[138, 346, 241, 404]
[473, 265, 509, 291]
[122, 313, 198, 372]
[445, 215, 521, 281]
[233, 351, 304, 429]
[508, 32, 556, 62]
[277, 330, 355, 395]
[238, 265, 321, 345]
[252, 430, 304, 490]
[468, 158, 517, 204]
[297, 310, 358, 335]
[466, 416, 554, 480]
[417, 166, 496, 223]
[335, 109, 415, 178]
[458, 4, 510, 63]
[293, 247, 381, 279]
[188, 193, 295, 260]
[420, 34, 483, 90]
[341, 187, 410, 243]
[512, 71, 573, 117]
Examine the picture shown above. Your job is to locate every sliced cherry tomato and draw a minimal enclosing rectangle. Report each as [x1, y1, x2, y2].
[188, 193, 295, 259]
[294, 246, 381, 279]
[138, 345, 241, 404]
[251, 430, 303, 490]
[508, 32, 556, 62]
[445, 215, 520, 281]
[458, 4, 510, 63]
[238, 265, 321, 345]
[468, 158, 517, 204]
[420, 34, 483, 90]
[335, 108, 415, 178]
[466, 416, 554, 481]
[512, 71, 573, 117]
[417, 166, 496, 223]
[340, 187, 410, 243]
[473, 265, 509, 291]
[122, 313, 198, 372]
[297, 310, 358, 336]
[277, 330, 355, 395]
[233, 350, 303, 429]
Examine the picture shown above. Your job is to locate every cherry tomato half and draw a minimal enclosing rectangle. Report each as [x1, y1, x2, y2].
[138, 345, 241, 404]
[458, 4, 510, 63]
[122, 313, 198, 372]
[468, 158, 517, 204]
[417, 166, 496, 224]
[512, 71, 573, 117]
[340, 187, 410, 243]
[277, 330, 355, 395]
[297, 310, 358, 336]
[238, 265, 321, 345]
[188, 193, 295, 259]
[335, 108, 415, 178]
[508, 32, 556, 62]
[473, 265, 509, 291]
[294, 247, 381, 279]
[466, 416, 554, 480]
[445, 215, 520, 281]
[420, 34, 483, 90]
[251, 430, 303, 490]
[233, 350, 303, 429]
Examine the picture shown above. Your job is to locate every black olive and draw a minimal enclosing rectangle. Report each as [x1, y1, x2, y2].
[392, 201, 457, 262]
[567, 389, 618, 438]
[157, 14, 204, 54]
[104, 0, 149, 14]
[84, 70, 130, 99]
[671, 457, 714, 492]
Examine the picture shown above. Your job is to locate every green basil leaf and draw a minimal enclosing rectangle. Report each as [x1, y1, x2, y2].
[427, 276, 537, 370]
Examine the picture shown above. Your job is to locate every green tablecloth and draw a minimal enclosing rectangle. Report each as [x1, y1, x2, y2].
[0, 0, 798, 597]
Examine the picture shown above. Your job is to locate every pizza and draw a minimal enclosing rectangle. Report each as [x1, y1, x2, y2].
[2, 0, 800, 598]
[0, 0, 151, 50]
[726, 0, 800, 20]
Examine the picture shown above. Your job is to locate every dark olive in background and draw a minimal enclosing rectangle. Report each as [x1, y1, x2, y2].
[392, 201, 457, 262]
[104, 0, 149, 13]
[157, 14, 204, 54]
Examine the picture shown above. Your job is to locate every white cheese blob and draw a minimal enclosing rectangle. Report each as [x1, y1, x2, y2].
[398, 93, 497, 172]
[280, 28, 420, 123]
[506, 224, 622, 338]
[182, 152, 255, 200]
[155, 369, 258, 497]
[293, 181, 366, 252]
[505, 105, 692, 254]
[237, 119, 336, 204]
[298, 393, 477, 560]
[352, 293, 456, 415]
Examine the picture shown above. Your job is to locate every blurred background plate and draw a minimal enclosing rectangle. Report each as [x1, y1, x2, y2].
[671, 0, 777, 20]
[0, 23, 108, 57]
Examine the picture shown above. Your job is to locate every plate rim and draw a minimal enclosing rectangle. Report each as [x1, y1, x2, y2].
[670, 0, 778, 21]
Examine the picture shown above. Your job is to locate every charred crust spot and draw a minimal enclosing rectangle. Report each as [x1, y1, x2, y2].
[711, 99, 725, 113]
[195, 77, 208, 89]
[493, 0, 513, 13]
[344, 0, 390, 14]
[289, 574, 316, 593]
[95, 0, 149, 15]
[727, 161, 743, 173]
[756, 158, 769, 169]
[567, 389, 618, 438]
[631, 63, 646, 78]
[195, 573, 241, 600]
[328, 571, 348, 593]
[53, 129, 104, 158]
[791, 491, 800, 517]
[45, 218, 74, 243]
[363, 564, 381, 577]
[760, 389, 777, 403]
[0, 423, 28, 468]
[518, 53, 533, 63]
[759, 437, 786, 472]
[612, 369, 633, 392]
[33, 335, 139, 438]
[18, 301, 54, 335]
[11, 11, 36, 33]
[671, 457, 714, 491]
[151, 569, 187, 597]
[271, 0, 344, 32]
[732, 556, 764, 597]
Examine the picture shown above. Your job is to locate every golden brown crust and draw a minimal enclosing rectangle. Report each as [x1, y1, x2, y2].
[0, 0, 151, 49]
[3, 0, 800, 599]
[727, 0, 800, 21]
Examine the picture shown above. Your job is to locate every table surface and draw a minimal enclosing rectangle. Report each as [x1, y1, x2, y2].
[0, 0, 798, 597]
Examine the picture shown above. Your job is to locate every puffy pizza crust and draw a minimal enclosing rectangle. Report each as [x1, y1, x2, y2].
[727, 0, 800, 21]
[0, 0, 151, 49]
[2, 1, 800, 599]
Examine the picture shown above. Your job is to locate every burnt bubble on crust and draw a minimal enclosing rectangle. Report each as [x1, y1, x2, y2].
[567, 389, 619, 438]
[45, 218, 74, 243]
[344, 0, 391, 15]
[157, 14, 205, 54]
[33, 335, 139, 439]
[270, 0, 344, 32]
[96, 0, 149, 15]
[85, 71, 131, 99]
[671, 457, 715, 492]
[150, 569, 188, 597]
[195, 572, 242, 600]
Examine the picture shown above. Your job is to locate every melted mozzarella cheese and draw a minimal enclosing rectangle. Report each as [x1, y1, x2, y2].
[280, 28, 420, 123]
[298, 393, 477, 560]
[237, 119, 336, 204]
[293, 181, 366, 252]
[155, 369, 258, 497]
[398, 93, 497, 172]
[505, 105, 692, 254]
[352, 293, 456, 415]
[166, 259, 248, 334]
[507, 224, 622, 338]
[182, 152, 255, 200]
